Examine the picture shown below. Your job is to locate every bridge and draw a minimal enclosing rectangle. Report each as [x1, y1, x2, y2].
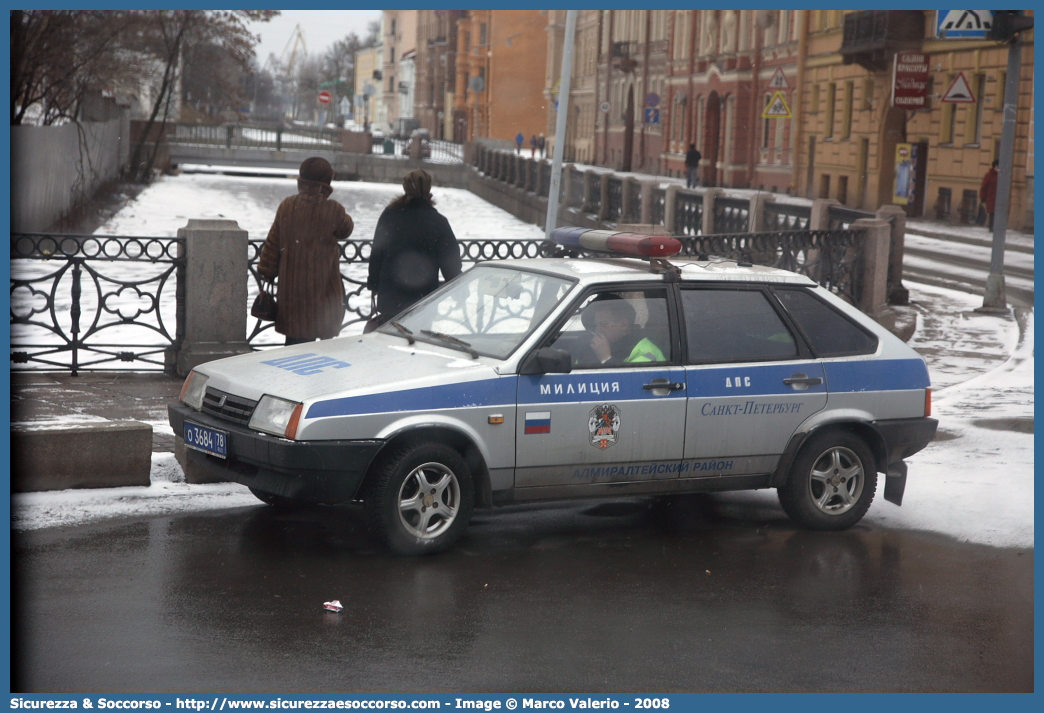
[164, 122, 468, 187]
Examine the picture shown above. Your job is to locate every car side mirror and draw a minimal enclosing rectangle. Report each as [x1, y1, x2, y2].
[519, 347, 573, 375]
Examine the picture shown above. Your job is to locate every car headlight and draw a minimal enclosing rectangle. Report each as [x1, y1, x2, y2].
[180, 371, 209, 411]
[249, 395, 304, 439]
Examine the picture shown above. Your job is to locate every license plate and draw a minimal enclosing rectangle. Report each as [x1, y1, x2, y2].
[184, 421, 228, 458]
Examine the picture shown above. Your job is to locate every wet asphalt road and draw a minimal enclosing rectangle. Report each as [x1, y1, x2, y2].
[13, 495, 1033, 693]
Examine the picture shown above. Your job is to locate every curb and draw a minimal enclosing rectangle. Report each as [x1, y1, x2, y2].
[12, 421, 153, 492]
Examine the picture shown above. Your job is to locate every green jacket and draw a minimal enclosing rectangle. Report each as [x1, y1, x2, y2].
[625, 337, 666, 363]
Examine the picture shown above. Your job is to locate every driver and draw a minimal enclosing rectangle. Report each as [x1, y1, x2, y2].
[580, 295, 665, 366]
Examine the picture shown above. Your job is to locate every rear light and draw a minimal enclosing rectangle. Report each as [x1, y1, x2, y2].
[552, 227, 682, 258]
[925, 389, 932, 417]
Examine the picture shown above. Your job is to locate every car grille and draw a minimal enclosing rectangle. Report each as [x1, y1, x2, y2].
[201, 388, 258, 426]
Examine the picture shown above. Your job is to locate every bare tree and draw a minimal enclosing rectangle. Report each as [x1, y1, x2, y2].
[10, 10, 137, 125]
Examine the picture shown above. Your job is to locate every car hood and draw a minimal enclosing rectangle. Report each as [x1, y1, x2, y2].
[195, 333, 501, 404]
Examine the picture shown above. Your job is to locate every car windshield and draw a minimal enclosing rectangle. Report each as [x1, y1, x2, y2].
[379, 265, 574, 359]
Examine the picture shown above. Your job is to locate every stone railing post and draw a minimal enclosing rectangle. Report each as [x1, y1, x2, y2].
[702, 187, 724, 234]
[876, 204, 909, 305]
[639, 181, 655, 224]
[748, 192, 774, 232]
[598, 173, 611, 222]
[515, 155, 525, 189]
[851, 218, 896, 330]
[664, 184, 680, 233]
[173, 219, 251, 376]
[621, 177, 639, 223]
[809, 198, 839, 230]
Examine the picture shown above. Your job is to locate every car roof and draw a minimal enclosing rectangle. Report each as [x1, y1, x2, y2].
[483, 256, 819, 286]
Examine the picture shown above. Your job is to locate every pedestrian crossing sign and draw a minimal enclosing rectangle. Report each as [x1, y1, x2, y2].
[762, 91, 792, 119]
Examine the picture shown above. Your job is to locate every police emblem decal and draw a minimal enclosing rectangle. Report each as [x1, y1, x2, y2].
[588, 403, 621, 449]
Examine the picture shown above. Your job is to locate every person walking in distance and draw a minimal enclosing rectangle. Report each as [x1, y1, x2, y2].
[258, 157, 354, 346]
[530, 134, 538, 158]
[367, 169, 462, 326]
[684, 143, 702, 189]
[538, 134, 546, 158]
[980, 159, 999, 231]
[515, 131, 524, 154]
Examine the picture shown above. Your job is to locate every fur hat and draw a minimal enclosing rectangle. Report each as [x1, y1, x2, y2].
[299, 157, 333, 185]
[402, 168, 432, 201]
[581, 294, 636, 331]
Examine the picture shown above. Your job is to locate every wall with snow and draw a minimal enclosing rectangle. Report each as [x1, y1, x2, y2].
[11, 114, 130, 232]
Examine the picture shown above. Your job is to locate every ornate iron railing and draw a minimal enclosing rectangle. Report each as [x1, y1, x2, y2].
[170, 122, 341, 151]
[11, 233, 184, 374]
[677, 229, 865, 305]
[828, 205, 875, 230]
[587, 175, 602, 215]
[765, 201, 812, 231]
[606, 176, 624, 222]
[568, 169, 585, 208]
[713, 195, 750, 233]
[674, 190, 703, 236]
[540, 162, 552, 198]
[650, 188, 666, 226]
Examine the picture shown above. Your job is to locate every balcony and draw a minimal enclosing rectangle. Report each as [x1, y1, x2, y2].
[840, 11, 925, 72]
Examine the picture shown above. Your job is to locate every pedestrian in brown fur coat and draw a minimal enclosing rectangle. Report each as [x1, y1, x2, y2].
[258, 157, 355, 345]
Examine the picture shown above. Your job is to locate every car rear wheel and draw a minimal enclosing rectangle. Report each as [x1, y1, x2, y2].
[778, 430, 877, 530]
[365, 442, 474, 555]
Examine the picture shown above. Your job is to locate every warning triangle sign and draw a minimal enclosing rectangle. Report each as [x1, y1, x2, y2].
[942, 72, 976, 103]
[768, 67, 789, 89]
[762, 91, 792, 119]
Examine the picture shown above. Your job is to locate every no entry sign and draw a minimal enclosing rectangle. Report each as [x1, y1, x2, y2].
[318, 90, 332, 105]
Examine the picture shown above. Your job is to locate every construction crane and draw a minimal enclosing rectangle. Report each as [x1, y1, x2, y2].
[262, 24, 307, 78]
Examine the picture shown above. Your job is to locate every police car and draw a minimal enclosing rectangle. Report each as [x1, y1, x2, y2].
[169, 229, 937, 555]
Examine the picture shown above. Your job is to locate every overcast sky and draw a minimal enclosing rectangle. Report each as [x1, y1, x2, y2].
[250, 10, 382, 66]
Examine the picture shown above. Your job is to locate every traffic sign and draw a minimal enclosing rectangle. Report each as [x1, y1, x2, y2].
[937, 10, 994, 38]
[645, 93, 660, 108]
[768, 67, 789, 89]
[941, 72, 976, 103]
[643, 108, 660, 124]
[318, 90, 332, 105]
[762, 91, 792, 119]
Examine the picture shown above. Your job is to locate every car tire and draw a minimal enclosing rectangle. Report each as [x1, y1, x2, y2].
[778, 430, 877, 530]
[249, 487, 304, 509]
[364, 442, 474, 555]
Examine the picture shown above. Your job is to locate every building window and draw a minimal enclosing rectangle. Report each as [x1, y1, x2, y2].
[825, 83, 836, 138]
[842, 81, 853, 138]
[391, 19, 396, 36]
[838, 175, 848, 205]
[967, 74, 986, 145]
[862, 78, 874, 110]
[820, 174, 831, 199]
[479, 23, 487, 45]
[811, 83, 820, 113]
[390, 48, 395, 63]
[762, 93, 772, 148]
[464, 31, 470, 49]
[940, 77, 955, 143]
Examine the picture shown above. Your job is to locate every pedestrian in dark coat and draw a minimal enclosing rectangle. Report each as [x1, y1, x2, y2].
[530, 134, 538, 158]
[367, 169, 462, 324]
[258, 157, 354, 345]
[515, 131, 524, 154]
[979, 159, 999, 231]
[538, 134, 545, 158]
[684, 143, 702, 189]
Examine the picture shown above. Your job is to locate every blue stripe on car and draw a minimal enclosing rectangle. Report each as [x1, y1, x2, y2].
[824, 359, 930, 392]
[305, 378, 518, 419]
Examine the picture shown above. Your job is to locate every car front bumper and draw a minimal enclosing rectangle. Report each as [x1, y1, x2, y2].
[168, 402, 383, 503]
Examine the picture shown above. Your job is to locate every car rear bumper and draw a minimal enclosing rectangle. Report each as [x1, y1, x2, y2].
[168, 402, 383, 503]
[875, 417, 939, 465]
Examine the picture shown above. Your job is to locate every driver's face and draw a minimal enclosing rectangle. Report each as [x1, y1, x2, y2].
[593, 308, 630, 344]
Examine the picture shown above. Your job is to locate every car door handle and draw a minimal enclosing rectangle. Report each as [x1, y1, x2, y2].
[783, 373, 823, 386]
[643, 378, 685, 392]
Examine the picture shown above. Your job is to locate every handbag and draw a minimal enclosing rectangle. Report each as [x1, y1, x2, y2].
[251, 280, 278, 321]
[363, 294, 381, 333]
[976, 203, 987, 226]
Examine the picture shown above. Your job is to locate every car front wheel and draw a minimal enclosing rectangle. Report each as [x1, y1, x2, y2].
[365, 442, 474, 555]
[778, 430, 877, 530]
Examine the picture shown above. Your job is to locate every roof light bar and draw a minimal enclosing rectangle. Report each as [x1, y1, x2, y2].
[551, 228, 682, 258]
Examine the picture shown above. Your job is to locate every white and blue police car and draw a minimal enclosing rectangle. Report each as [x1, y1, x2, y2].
[169, 229, 937, 554]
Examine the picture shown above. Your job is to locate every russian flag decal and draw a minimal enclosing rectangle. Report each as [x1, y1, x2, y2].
[524, 411, 551, 434]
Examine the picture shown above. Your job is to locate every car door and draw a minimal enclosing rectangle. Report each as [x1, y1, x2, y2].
[680, 286, 827, 477]
[515, 286, 687, 488]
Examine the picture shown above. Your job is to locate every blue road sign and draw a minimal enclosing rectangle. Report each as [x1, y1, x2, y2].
[644, 108, 660, 124]
[937, 10, 994, 38]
